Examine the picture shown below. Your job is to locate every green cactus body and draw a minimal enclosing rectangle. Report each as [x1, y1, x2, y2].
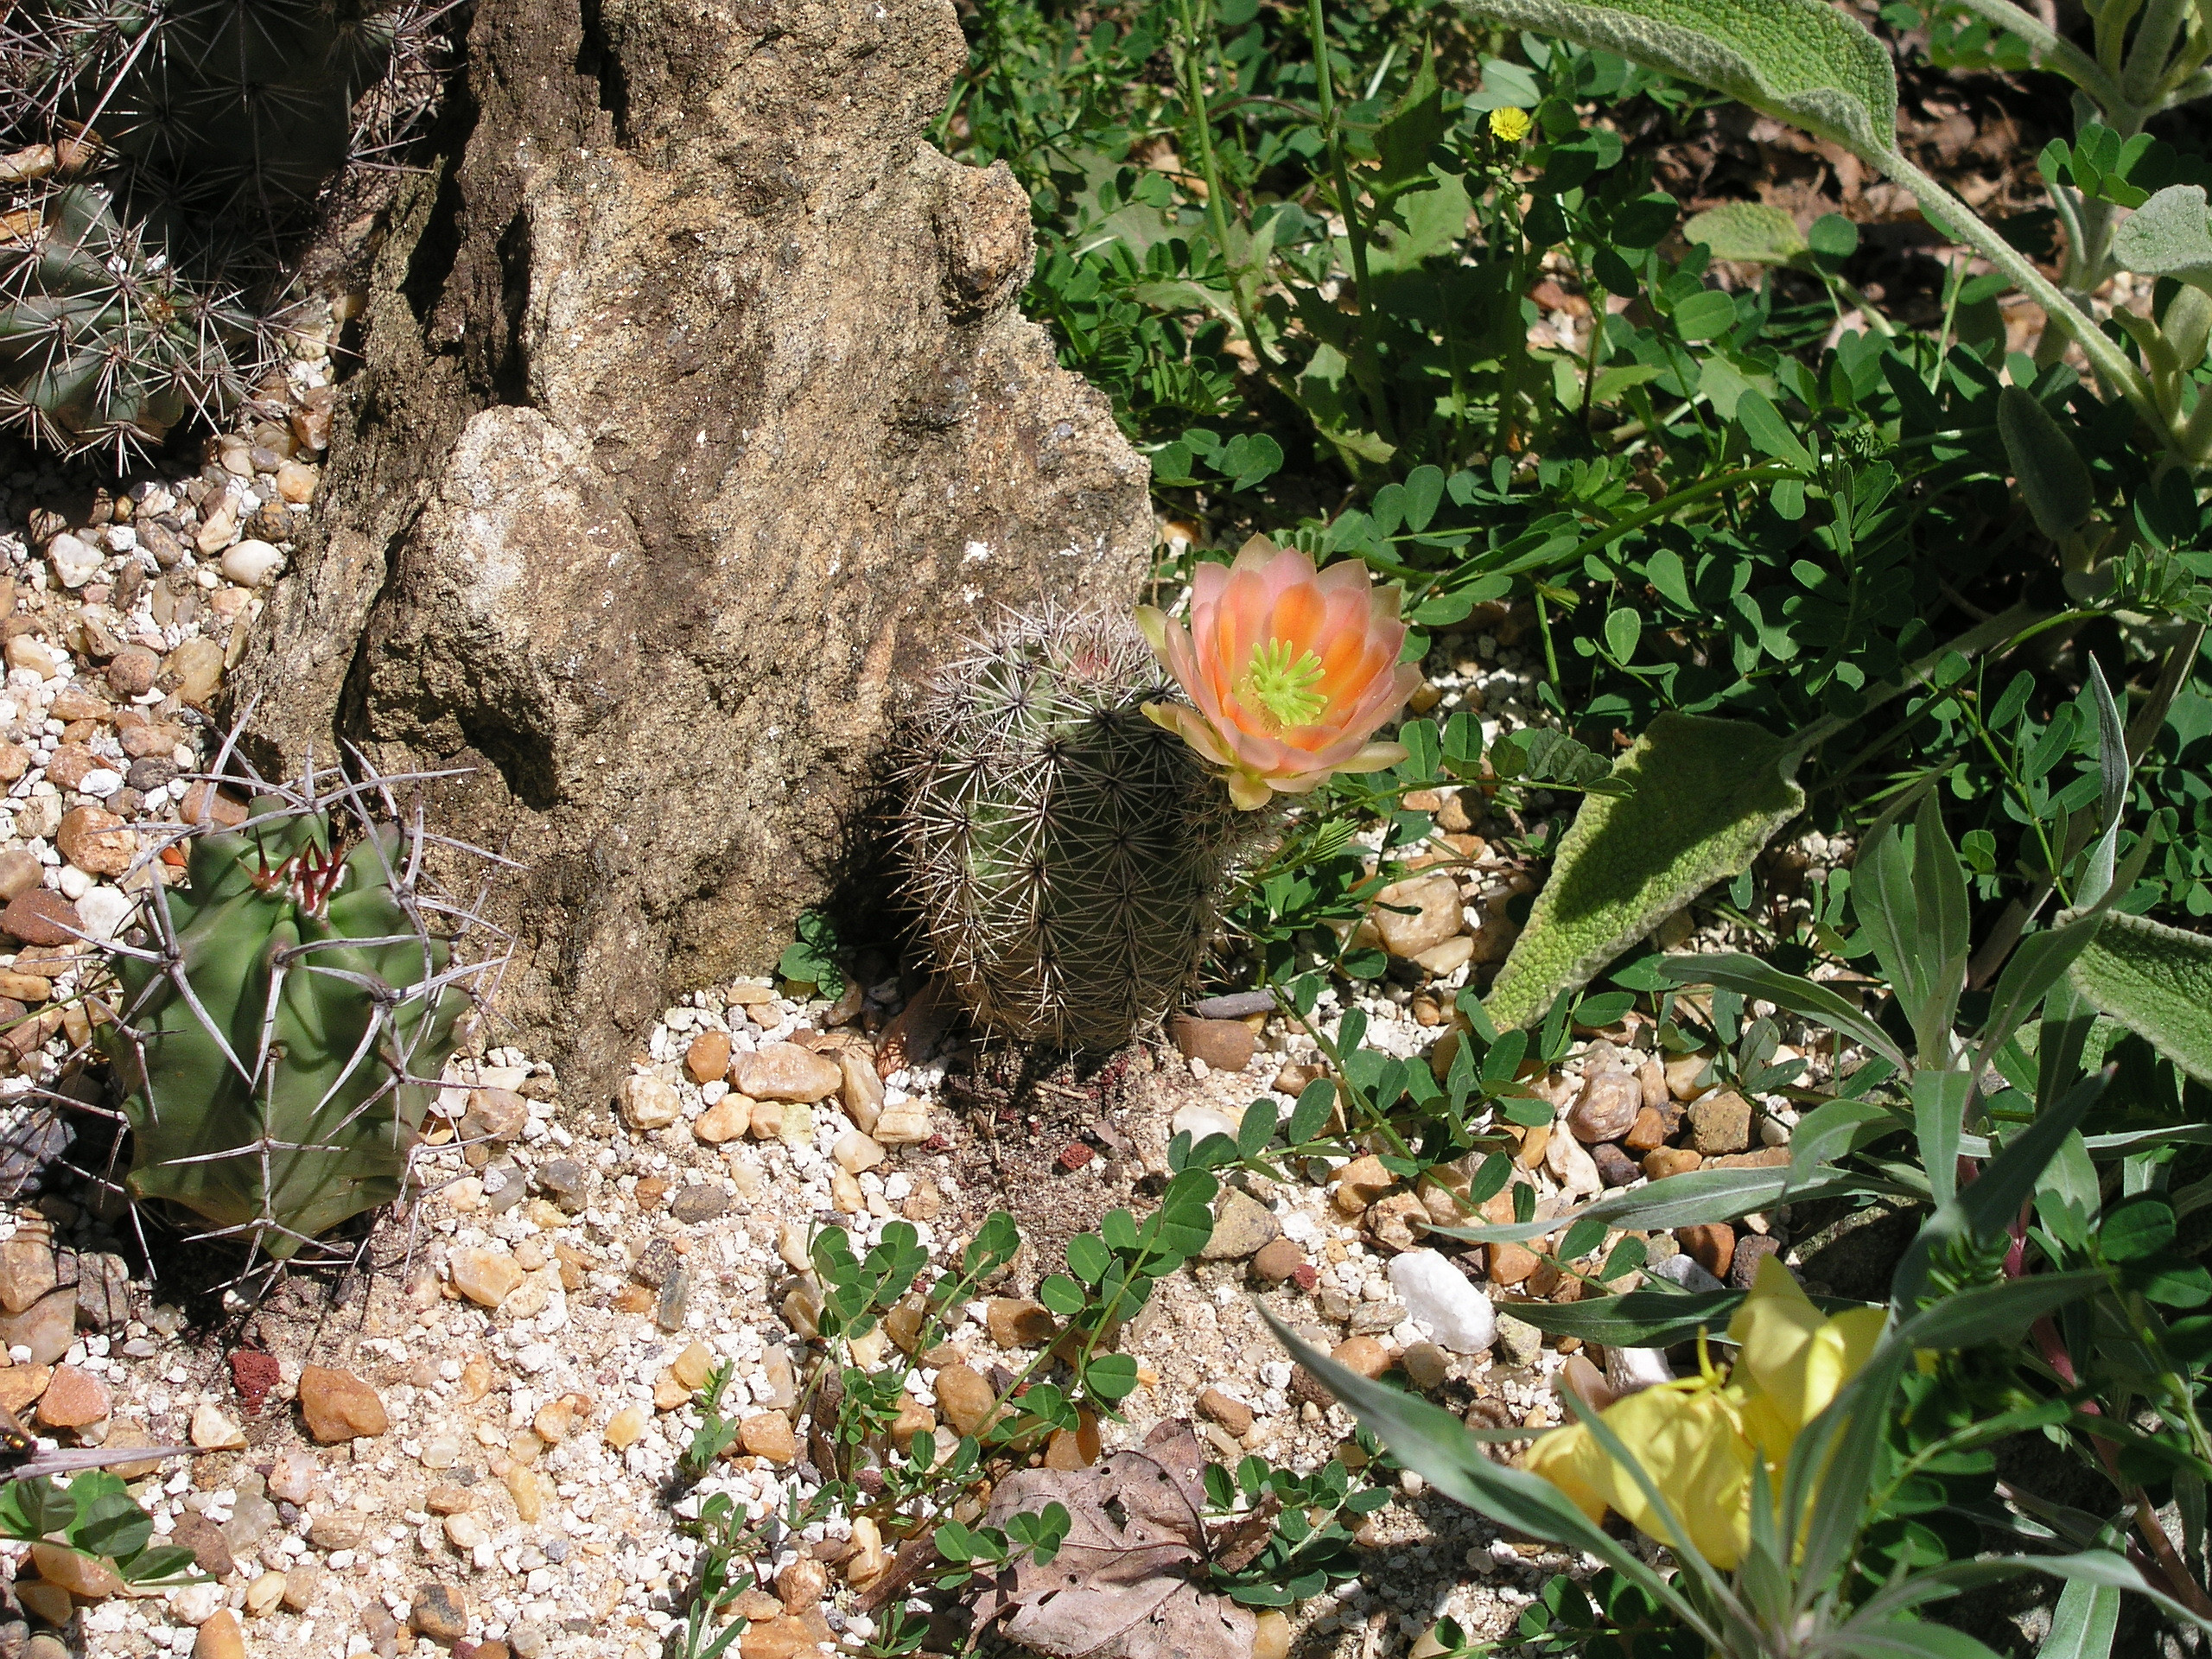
[97, 797, 467, 1260]
[2, 0, 444, 458]
[0, 182, 254, 458]
[901, 608, 1245, 1050]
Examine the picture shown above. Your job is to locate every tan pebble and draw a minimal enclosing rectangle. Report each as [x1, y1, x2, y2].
[29, 1540, 124, 1599]
[189, 1402, 245, 1449]
[506, 1464, 546, 1523]
[733, 1042, 842, 1103]
[1196, 1387, 1254, 1437]
[845, 1516, 887, 1587]
[449, 1246, 523, 1309]
[933, 1363, 1000, 1436]
[873, 1105, 931, 1145]
[0, 1363, 52, 1414]
[619, 1073, 682, 1131]
[245, 1570, 288, 1616]
[193, 1611, 245, 1659]
[35, 1363, 108, 1428]
[281, 1563, 321, 1611]
[829, 1168, 864, 1215]
[739, 1413, 797, 1464]
[16, 1581, 70, 1625]
[671, 1341, 716, 1390]
[533, 1396, 578, 1443]
[297, 1365, 387, 1444]
[1332, 1154, 1392, 1214]
[774, 1557, 827, 1615]
[693, 1094, 752, 1144]
[424, 1484, 474, 1515]
[603, 1405, 646, 1449]
[831, 1130, 883, 1173]
[839, 1050, 884, 1132]
[1330, 1336, 1389, 1379]
[1643, 1147, 1703, 1179]
[684, 1030, 732, 1084]
[984, 1298, 1055, 1349]
[652, 1372, 690, 1411]
[444, 1512, 490, 1551]
[1253, 1610, 1292, 1659]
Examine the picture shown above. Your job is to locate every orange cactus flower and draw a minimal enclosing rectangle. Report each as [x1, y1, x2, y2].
[1135, 537, 1422, 810]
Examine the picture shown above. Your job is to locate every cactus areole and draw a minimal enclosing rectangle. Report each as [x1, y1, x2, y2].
[97, 799, 467, 1259]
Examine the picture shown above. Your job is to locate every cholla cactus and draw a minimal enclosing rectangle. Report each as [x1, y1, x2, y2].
[899, 607, 1248, 1050]
[91, 753, 505, 1265]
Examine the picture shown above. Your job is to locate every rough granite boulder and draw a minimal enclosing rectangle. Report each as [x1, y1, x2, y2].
[229, 0, 1153, 1099]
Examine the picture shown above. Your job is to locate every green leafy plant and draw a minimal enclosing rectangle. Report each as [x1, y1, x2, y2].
[0, 1471, 200, 1592]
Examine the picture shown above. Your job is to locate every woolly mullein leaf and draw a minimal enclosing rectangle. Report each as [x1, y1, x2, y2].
[2067, 909, 2212, 1083]
[1483, 713, 1805, 1028]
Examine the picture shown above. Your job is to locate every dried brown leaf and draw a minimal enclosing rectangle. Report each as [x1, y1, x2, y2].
[976, 1422, 1255, 1659]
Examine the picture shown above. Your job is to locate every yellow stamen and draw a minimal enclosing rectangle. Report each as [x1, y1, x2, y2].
[1242, 638, 1328, 729]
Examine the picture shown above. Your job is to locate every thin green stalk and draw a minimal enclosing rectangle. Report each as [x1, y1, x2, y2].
[1883, 151, 2164, 436]
[1305, 0, 1395, 444]
[2124, 0, 2195, 103]
[1173, 0, 1274, 370]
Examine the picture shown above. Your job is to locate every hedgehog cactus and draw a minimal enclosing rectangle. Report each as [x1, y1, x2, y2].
[0, 181, 256, 459]
[94, 777, 488, 1262]
[900, 608, 1249, 1050]
[0, 0, 448, 458]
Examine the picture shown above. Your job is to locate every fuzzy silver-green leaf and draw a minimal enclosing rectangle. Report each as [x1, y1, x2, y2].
[1484, 712, 1804, 1028]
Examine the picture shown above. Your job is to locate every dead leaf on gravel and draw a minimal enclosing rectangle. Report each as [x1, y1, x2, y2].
[974, 1420, 1257, 1659]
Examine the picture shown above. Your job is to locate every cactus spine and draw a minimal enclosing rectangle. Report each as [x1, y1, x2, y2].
[94, 763, 499, 1263]
[900, 608, 1248, 1050]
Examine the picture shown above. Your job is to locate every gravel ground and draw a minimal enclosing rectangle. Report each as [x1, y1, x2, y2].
[0, 332, 1830, 1659]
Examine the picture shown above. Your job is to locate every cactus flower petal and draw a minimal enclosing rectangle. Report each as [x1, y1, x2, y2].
[1139, 537, 1421, 808]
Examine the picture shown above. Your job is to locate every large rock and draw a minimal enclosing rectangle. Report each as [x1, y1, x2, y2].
[229, 0, 1152, 1101]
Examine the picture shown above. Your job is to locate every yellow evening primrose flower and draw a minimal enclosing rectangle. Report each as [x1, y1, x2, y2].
[1489, 106, 1533, 143]
[1727, 1255, 1889, 1465]
[1519, 1257, 1888, 1571]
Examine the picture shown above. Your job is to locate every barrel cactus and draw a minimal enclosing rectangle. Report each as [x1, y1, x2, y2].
[899, 607, 1249, 1050]
[94, 770, 494, 1262]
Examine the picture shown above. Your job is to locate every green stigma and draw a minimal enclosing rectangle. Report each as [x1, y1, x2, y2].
[1242, 637, 1328, 728]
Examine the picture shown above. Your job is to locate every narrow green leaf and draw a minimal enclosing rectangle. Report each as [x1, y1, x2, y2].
[1913, 1071, 1973, 1210]
[1789, 1098, 1900, 1186]
[1435, 1165, 1858, 1244]
[1996, 386, 2094, 539]
[1656, 951, 1910, 1072]
[1735, 388, 1815, 469]
[1484, 714, 1804, 1028]
[1502, 1290, 1743, 1346]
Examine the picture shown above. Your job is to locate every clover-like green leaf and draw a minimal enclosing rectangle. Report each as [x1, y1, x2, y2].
[1484, 712, 1805, 1028]
[1452, 0, 1899, 162]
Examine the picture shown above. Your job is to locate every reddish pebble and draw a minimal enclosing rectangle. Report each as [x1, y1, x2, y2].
[1289, 1264, 1319, 1293]
[1057, 1142, 1093, 1171]
[232, 1349, 282, 1412]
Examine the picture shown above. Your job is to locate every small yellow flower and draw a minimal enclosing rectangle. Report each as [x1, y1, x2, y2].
[1519, 1257, 1885, 1570]
[1489, 107, 1532, 144]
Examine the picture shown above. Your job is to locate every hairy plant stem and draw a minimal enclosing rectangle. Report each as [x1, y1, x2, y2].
[1303, 0, 1394, 446]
